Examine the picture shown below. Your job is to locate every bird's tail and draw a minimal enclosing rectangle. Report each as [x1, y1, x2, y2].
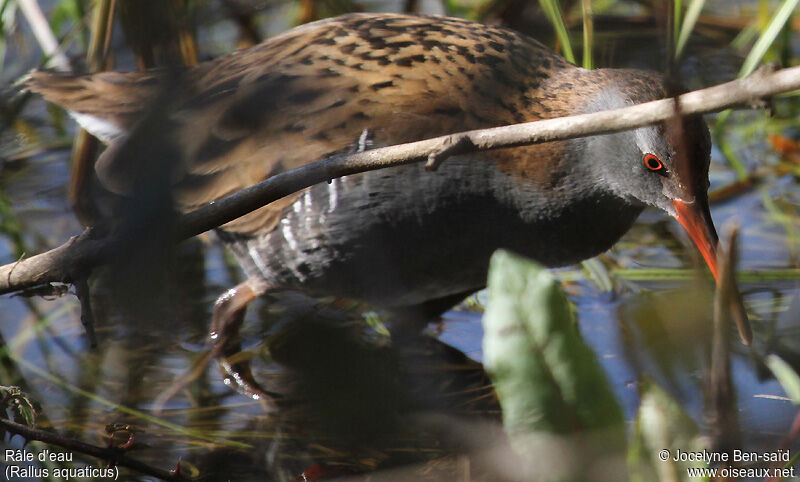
[23, 70, 165, 142]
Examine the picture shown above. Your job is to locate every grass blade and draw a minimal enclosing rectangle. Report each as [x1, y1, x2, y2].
[538, 0, 575, 64]
[581, 0, 593, 69]
[740, 0, 800, 76]
[765, 354, 800, 405]
[675, 0, 706, 59]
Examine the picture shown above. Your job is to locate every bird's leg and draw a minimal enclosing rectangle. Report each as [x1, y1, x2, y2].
[387, 290, 475, 337]
[209, 281, 280, 404]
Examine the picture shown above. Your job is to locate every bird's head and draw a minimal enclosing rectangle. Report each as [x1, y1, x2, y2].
[581, 76, 719, 281]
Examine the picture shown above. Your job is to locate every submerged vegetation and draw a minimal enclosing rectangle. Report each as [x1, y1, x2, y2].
[0, 0, 798, 480]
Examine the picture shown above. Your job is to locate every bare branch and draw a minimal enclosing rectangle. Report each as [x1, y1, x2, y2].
[1, 64, 799, 295]
[17, 0, 72, 72]
[0, 417, 188, 481]
[709, 224, 742, 453]
[176, 64, 800, 239]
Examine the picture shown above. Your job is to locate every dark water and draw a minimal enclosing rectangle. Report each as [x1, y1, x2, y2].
[1, 2, 799, 481]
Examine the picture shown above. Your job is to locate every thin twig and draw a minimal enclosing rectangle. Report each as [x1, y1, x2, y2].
[16, 0, 71, 72]
[0, 417, 187, 481]
[708, 224, 742, 455]
[1, 64, 800, 296]
[73, 276, 97, 347]
[175, 63, 800, 239]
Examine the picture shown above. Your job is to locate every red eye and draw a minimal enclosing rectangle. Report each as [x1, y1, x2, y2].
[643, 153, 663, 171]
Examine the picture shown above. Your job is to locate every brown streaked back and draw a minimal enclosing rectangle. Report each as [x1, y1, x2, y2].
[27, 13, 584, 236]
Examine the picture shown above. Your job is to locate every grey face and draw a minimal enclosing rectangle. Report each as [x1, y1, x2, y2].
[631, 119, 712, 217]
[582, 89, 712, 219]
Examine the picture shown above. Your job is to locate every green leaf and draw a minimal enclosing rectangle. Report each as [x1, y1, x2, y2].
[483, 250, 623, 437]
[630, 379, 708, 482]
[49, 0, 83, 40]
[0, 386, 37, 426]
[580, 258, 612, 292]
[765, 354, 800, 405]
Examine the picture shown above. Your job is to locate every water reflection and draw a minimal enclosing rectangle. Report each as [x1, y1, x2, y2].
[0, 2, 799, 480]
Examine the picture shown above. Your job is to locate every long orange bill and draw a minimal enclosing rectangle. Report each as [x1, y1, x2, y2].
[673, 199, 719, 282]
[672, 199, 753, 345]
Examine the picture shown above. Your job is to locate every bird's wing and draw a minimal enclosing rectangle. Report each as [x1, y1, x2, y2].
[26, 13, 573, 236]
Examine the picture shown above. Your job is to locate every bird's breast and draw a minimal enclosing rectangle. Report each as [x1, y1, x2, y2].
[221, 155, 642, 307]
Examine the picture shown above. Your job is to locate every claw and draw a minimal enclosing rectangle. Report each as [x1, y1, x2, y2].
[209, 282, 282, 408]
[171, 457, 182, 476]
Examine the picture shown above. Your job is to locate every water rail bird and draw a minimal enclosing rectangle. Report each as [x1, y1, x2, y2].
[25, 13, 746, 401]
